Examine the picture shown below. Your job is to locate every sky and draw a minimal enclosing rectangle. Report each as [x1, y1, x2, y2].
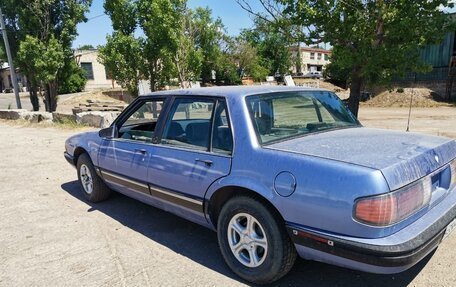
[72, 0, 262, 48]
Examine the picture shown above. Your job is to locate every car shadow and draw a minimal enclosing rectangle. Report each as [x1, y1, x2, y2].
[61, 181, 432, 287]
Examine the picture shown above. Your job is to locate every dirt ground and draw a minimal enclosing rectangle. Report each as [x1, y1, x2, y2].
[1, 106, 456, 287]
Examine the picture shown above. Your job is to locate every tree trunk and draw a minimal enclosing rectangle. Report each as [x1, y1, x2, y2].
[44, 85, 51, 112]
[348, 67, 363, 118]
[49, 81, 58, 112]
[27, 81, 39, 111]
[44, 82, 58, 112]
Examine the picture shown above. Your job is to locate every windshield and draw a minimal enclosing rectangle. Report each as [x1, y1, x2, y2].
[246, 91, 360, 145]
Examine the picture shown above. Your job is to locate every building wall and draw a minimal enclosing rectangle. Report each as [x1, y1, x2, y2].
[0, 64, 28, 92]
[290, 47, 331, 74]
[74, 49, 120, 91]
[420, 31, 455, 68]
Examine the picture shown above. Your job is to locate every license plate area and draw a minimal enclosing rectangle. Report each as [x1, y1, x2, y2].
[444, 218, 456, 239]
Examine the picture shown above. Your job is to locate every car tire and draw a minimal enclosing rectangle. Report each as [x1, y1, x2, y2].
[217, 195, 297, 284]
[76, 153, 111, 202]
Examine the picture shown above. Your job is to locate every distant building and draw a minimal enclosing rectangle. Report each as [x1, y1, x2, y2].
[0, 63, 28, 93]
[74, 49, 121, 91]
[289, 46, 331, 75]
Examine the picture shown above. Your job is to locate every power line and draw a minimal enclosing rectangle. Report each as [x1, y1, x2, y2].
[86, 14, 106, 21]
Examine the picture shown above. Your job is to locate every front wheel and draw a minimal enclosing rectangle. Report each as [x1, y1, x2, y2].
[217, 196, 297, 284]
[77, 153, 111, 202]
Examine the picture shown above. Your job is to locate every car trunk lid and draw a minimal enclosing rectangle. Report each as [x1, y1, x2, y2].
[268, 128, 456, 190]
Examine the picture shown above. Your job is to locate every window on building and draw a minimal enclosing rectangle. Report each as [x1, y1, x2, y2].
[80, 62, 94, 80]
[317, 53, 322, 60]
[310, 52, 315, 60]
[324, 54, 329, 61]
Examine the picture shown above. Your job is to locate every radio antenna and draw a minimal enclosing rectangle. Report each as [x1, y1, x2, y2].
[406, 73, 416, 132]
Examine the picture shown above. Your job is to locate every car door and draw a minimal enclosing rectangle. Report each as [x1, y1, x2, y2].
[147, 97, 233, 214]
[98, 97, 166, 196]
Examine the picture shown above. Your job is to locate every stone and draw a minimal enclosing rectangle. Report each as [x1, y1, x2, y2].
[0, 109, 28, 120]
[75, 111, 120, 128]
[52, 112, 76, 123]
[22, 112, 53, 123]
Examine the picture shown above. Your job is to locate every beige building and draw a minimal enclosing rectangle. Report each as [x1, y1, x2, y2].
[74, 49, 120, 91]
[290, 46, 331, 75]
[0, 63, 28, 92]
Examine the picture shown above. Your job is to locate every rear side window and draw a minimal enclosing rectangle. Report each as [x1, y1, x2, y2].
[161, 98, 215, 151]
[160, 97, 233, 155]
[211, 100, 233, 155]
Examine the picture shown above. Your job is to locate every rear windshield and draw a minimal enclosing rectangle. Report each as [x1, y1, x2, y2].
[246, 91, 360, 145]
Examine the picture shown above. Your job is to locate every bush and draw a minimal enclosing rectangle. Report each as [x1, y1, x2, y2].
[396, 87, 405, 93]
[58, 58, 87, 94]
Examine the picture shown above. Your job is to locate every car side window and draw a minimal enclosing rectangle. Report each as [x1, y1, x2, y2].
[118, 99, 164, 142]
[211, 100, 233, 155]
[161, 98, 215, 151]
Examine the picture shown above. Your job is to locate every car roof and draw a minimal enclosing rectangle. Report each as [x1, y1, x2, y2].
[141, 85, 329, 98]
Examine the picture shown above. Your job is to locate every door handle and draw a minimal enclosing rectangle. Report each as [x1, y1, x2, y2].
[135, 148, 147, 154]
[195, 158, 213, 166]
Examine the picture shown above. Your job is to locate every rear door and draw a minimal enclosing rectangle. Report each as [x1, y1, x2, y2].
[147, 97, 233, 213]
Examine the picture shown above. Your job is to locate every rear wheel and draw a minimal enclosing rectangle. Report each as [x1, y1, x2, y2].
[217, 196, 297, 284]
[77, 153, 111, 202]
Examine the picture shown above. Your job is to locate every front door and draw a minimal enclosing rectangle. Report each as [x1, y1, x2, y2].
[98, 98, 165, 196]
[147, 97, 233, 214]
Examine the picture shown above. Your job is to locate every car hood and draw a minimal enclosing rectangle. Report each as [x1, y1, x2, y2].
[268, 127, 456, 190]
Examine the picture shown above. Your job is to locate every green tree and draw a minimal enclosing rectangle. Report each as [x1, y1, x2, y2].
[241, 17, 292, 77]
[238, 0, 454, 117]
[137, 0, 184, 91]
[58, 58, 87, 94]
[233, 40, 269, 82]
[98, 32, 144, 97]
[100, 0, 143, 96]
[0, 0, 92, 111]
[17, 35, 64, 111]
[174, 7, 203, 88]
[192, 7, 227, 84]
[77, 44, 95, 50]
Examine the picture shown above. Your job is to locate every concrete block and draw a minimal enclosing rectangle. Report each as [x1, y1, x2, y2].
[52, 112, 76, 123]
[22, 111, 53, 123]
[0, 109, 28, 120]
[76, 111, 120, 128]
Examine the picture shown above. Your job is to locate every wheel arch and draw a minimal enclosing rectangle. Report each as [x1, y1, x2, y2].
[206, 185, 285, 229]
[73, 147, 88, 165]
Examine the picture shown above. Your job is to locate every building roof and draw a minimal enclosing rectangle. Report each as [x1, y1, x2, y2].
[142, 85, 328, 98]
[289, 46, 331, 54]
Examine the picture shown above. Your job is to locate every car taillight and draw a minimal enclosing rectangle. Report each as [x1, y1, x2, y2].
[354, 178, 431, 226]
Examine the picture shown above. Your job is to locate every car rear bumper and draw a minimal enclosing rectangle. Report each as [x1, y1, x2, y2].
[287, 186, 456, 274]
[64, 152, 75, 167]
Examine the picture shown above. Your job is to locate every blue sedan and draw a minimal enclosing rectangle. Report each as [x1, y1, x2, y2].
[64, 86, 456, 284]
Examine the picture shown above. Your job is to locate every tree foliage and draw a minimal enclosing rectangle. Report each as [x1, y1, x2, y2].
[137, 0, 184, 91]
[238, 0, 455, 117]
[285, 0, 455, 116]
[17, 35, 65, 111]
[0, 0, 92, 111]
[101, 1, 241, 93]
[241, 17, 292, 77]
[98, 32, 144, 97]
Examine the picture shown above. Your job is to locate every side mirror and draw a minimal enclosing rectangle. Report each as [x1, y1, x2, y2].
[99, 126, 117, 138]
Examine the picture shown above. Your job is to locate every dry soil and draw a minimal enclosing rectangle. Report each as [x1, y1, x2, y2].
[1, 107, 456, 286]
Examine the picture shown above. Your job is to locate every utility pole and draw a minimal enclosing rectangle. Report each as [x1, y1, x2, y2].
[0, 8, 22, 109]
